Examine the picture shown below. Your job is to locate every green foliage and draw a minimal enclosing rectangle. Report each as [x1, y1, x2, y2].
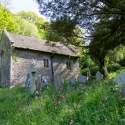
[17, 11, 44, 24]
[44, 16, 85, 46]
[107, 45, 125, 63]
[0, 4, 15, 35]
[80, 54, 95, 68]
[109, 67, 125, 79]
[90, 66, 99, 75]
[82, 68, 89, 75]
[12, 53, 18, 62]
[17, 11, 47, 39]
[80, 54, 99, 76]
[118, 59, 125, 67]
[0, 5, 44, 38]
[107, 62, 121, 72]
[0, 72, 1, 86]
[13, 16, 41, 38]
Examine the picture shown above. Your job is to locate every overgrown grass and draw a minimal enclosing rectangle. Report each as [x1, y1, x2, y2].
[0, 79, 125, 125]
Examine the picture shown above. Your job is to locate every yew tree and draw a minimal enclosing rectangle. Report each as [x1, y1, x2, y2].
[36, 0, 125, 77]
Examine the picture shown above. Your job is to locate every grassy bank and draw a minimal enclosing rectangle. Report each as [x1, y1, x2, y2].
[0, 79, 125, 125]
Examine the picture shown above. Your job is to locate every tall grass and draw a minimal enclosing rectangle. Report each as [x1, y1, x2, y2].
[0, 79, 125, 125]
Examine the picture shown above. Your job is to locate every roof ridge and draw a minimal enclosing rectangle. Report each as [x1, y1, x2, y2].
[65, 44, 77, 53]
[9, 32, 46, 41]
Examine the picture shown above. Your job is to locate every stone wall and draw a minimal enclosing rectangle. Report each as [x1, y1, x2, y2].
[11, 49, 81, 86]
[53, 55, 81, 80]
[11, 49, 52, 86]
[0, 31, 11, 87]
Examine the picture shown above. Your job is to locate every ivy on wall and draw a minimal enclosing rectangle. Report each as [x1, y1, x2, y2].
[12, 53, 18, 62]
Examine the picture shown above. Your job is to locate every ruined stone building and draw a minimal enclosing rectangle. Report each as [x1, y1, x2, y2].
[0, 28, 81, 88]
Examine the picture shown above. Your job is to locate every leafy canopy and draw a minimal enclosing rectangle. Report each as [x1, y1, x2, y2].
[36, 0, 125, 48]
[36, 0, 125, 76]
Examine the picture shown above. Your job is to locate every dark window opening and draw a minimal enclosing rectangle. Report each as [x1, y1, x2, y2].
[1, 50, 5, 66]
[66, 61, 71, 70]
[44, 59, 49, 68]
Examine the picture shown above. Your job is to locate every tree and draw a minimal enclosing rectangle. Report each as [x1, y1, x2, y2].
[0, 5, 42, 38]
[45, 16, 85, 46]
[0, 4, 15, 35]
[36, 0, 125, 77]
[17, 11, 47, 39]
[36, 0, 125, 36]
[107, 45, 125, 63]
[0, 0, 12, 9]
[17, 11, 44, 24]
[13, 15, 40, 38]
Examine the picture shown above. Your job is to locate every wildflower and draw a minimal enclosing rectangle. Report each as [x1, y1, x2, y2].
[56, 100, 60, 105]
[54, 106, 57, 109]
[62, 96, 65, 99]
[119, 89, 122, 93]
[59, 87, 63, 91]
[66, 94, 68, 98]
[104, 96, 108, 100]
[99, 102, 102, 104]
[69, 120, 74, 125]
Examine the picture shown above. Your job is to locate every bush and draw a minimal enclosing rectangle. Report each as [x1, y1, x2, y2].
[118, 58, 125, 67]
[80, 55, 95, 68]
[82, 66, 100, 76]
[90, 66, 99, 75]
[107, 62, 121, 72]
[82, 68, 89, 75]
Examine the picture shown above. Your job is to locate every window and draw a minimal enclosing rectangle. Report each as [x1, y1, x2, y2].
[44, 59, 49, 68]
[66, 61, 72, 70]
[1, 50, 5, 66]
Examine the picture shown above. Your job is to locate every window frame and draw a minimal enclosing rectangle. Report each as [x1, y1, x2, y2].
[43, 58, 49, 68]
[66, 61, 72, 70]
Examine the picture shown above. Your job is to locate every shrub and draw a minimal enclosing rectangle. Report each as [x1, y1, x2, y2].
[118, 58, 125, 67]
[82, 68, 89, 75]
[80, 55, 95, 68]
[107, 62, 121, 72]
[82, 66, 99, 76]
[90, 66, 99, 75]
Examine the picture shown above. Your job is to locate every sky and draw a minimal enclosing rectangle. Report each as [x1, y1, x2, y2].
[10, 0, 46, 19]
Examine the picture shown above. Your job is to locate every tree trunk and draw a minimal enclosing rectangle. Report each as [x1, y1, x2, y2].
[99, 57, 108, 78]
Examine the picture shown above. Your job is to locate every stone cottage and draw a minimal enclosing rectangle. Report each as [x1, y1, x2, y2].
[0, 28, 81, 88]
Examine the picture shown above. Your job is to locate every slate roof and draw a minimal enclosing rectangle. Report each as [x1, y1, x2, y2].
[5, 29, 78, 57]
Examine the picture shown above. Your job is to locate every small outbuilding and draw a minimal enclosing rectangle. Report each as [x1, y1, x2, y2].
[0, 28, 81, 88]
